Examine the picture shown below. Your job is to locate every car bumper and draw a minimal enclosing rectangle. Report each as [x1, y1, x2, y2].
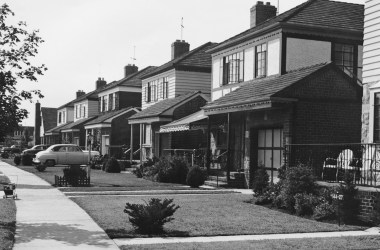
[32, 158, 41, 165]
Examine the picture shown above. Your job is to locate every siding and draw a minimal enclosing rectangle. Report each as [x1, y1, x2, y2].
[286, 38, 331, 71]
[174, 70, 211, 96]
[363, 0, 380, 84]
[87, 100, 99, 117]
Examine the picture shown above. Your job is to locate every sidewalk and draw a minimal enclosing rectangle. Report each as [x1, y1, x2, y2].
[0, 161, 119, 250]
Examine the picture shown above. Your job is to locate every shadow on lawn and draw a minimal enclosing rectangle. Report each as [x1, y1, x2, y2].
[15, 222, 113, 247]
[107, 228, 190, 239]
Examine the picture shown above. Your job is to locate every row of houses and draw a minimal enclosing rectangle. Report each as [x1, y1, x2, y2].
[35, 0, 373, 187]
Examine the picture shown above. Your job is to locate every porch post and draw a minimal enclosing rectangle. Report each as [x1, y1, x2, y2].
[139, 124, 143, 165]
[130, 124, 134, 163]
[206, 117, 211, 173]
[227, 112, 231, 181]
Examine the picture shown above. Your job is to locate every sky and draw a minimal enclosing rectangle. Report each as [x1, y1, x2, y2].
[5, 0, 364, 126]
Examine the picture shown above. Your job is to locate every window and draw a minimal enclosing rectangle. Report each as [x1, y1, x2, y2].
[374, 93, 380, 142]
[162, 77, 168, 99]
[62, 111, 66, 123]
[109, 93, 115, 110]
[83, 105, 86, 117]
[255, 43, 267, 78]
[146, 83, 152, 102]
[222, 51, 244, 85]
[151, 81, 158, 102]
[334, 43, 354, 74]
[102, 95, 108, 112]
[58, 112, 62, 123]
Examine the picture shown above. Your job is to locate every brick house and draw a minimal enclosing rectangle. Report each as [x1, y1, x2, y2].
[84, 66, 156, 157]
[128, 41, 216, 161]
[201, 0, 364, 186]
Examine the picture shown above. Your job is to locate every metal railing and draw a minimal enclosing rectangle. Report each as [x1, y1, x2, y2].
[163, 148, 207, 167]
[285, 143, 380, 187]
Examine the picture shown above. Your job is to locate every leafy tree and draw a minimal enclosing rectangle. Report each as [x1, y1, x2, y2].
[0, 4, 47, 140]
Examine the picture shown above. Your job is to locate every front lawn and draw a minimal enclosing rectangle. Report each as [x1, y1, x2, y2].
[4, 160, 195, 192]
[71, 193, 364, 239]
[119, 236, 380, 250]
[0, 173, 16, 250]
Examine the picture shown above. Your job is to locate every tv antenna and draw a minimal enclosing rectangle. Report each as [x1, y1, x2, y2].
[181, 17, 184, 40]
[130, 46, 136, 64]
[277, 0, 280, 15]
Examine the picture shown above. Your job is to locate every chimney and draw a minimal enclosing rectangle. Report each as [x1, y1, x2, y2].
[34, 101, 41, 145]
[124, 64, 138, 77]
[96, 77, 107, 89]
[76, 90, 86, 98]
[171, 40, 190, 59]
[250, 1, 277, 28]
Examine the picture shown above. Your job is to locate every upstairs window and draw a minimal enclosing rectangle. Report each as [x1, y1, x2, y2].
[58, 112, 62, 123]
[222, 51, 244, 85]
[334, 43, 354, 74]
[101, 96, 108, 112]
[82, 105, 86, 117]
[145, 83, 152, 102]
[109, 93, 115, 110]
[162, 77, 168, 99]
[255, 43, 267, 78]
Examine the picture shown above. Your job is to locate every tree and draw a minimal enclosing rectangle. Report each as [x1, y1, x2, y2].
[0, 4, 47, 141]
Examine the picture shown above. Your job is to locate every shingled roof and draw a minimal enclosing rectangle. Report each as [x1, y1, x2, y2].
[203, 62, 351, 113]
[45, 122, 73, 134]
[208, 0, 364, 53]
[41, 107, 57, 133]
[129, 91, 203, 120]
[141, 42, 218, 79]
[85, 107, 138, 126]
[60, 116, 97, 131]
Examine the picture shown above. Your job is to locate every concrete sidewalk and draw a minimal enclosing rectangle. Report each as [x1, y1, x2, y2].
[0, 161, 119, 250]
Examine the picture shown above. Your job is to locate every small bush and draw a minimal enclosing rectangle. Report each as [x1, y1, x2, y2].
[294, 193, 319, 216]
[186, 165, 206, 188]
[105, 157, 121, 173]
[254, 183, 282, 206]
[21, 154, 33, 166]
[313, 201, 336, 221]
[338, 172, 360, 224]
[13, 155, 21, 165]
[62, 165, 87, 186]
[124, 198, 180, 234]
[1, 152, 9, 159]
[133, 165, 144, 178]
[166, 156, 189, 184]
[252, 165, 269, 196]
[35, 164, 46, 172]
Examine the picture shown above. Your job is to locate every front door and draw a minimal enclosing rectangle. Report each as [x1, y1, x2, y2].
[257, 128, 284, 183]
[102, 135, 110, 155]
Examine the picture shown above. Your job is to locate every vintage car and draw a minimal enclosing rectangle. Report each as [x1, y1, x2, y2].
[33, 144, 100, 167]
[21, 144, 50, 158]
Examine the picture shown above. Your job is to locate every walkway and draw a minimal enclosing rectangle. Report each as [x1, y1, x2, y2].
[0, 161, 119, 250]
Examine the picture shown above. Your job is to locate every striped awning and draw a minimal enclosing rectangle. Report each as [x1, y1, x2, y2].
[159, 110, 207, 133]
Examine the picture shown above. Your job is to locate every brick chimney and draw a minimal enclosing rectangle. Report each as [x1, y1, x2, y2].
[171, 40, 190, 60]
[250, 1, 277, 28]
[76, 90, 86, 98]
[124, 64, 138, 78]
[96, 77, 107, 89]
[34, 101, 41, 145]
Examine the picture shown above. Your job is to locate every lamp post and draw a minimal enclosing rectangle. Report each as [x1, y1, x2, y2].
[87, 131, 93, 179]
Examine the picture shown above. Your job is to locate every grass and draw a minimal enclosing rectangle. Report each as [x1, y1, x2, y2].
[119, 236, 380, 250]
[3, 159, 195, 192]
[71, 193, 364, 239]
[0, 172, 16, 250]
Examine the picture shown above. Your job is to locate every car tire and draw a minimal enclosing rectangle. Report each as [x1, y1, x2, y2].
[45, 160, 55, 167]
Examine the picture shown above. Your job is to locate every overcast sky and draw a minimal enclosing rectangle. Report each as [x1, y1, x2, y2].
[6, 0, 364, 126]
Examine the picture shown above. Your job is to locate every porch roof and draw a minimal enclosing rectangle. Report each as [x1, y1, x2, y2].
[159, 110, 207, 133]
[45, 122, 73, 135]
[203, 63, 329, 115]
[60, 116, 97, 132]
[84, 107, 139, 127]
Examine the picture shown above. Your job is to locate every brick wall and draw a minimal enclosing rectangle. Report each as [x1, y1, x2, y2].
[357, 190, 379, 222]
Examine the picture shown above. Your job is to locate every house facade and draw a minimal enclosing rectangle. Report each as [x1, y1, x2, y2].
[84, 65, 156, 157]
[202, 0, 364, 186]
[361, 0, 380, 143]
[128, 41, 216, 161]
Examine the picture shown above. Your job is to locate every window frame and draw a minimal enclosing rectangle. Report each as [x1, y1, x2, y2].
[222, 51, 244, 85]
[255, 43, 267, 78]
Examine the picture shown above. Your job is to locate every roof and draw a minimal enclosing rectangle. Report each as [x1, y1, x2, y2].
[41, 107, 57, 132]
[142, 42, 218, 79]
[129, 91, 203, 120]
[60, 116, 97, 131]
[203, 62, 336, 112]
[45, 122, 73, 134]
[85, 107, 137, 126]
[98, 66, 157, 92]
[209, 0, 364, 53]
[159, 110, 207, 133]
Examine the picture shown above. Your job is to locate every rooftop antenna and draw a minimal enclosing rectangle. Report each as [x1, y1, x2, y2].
[277, 0, 280, 15]
[181, 17, 184, 40]
[130, 46, 136, 64]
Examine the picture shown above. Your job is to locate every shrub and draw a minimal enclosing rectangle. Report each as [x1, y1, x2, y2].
[21, 154, 33, 166]
[133, 165, 144, 178]
[166, 156, 189, 184]
[252, 165, 269, 196]
[254, 183, 281, 206]
[279, 163, 316, 212]
[62, 165, 87, 186]
[294, 193, 319, 216]
[338, 172, 360, 224]
[186, 165, 206, 188]
[124, 198, 180, 234]
[35, 164, 46, 172]
[313, 201, 336, 221]
[105, 157, 121, 173]
[1, 152, 9, 159]
[13, 155, 21, 165]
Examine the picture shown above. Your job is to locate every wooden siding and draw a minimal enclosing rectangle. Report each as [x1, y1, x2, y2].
[87, 100, 99, 117]
[363, 0, 380, 84]
[174, 70, 211, 96]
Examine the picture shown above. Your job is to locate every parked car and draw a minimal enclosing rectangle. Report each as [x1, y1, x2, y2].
[21, 144, 50, 158]
[33, 144, 100, 167]
[1, 146, 21, 154]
